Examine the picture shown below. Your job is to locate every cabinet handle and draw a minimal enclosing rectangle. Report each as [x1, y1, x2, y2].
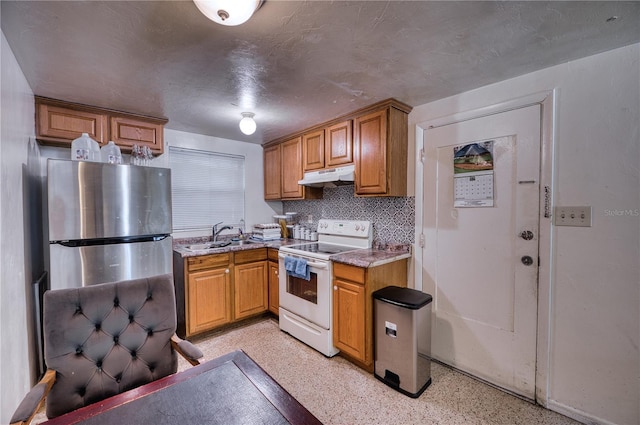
[334, 286, 337, 290]
[225, 269, 230, 273]
[275, 270, 278, 275]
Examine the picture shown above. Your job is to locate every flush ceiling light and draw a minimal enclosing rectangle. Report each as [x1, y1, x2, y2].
[193, 0, 262, 26]
[239, 112, 256, 135]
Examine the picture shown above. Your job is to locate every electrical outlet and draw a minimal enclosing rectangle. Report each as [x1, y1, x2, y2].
[553, 206, 592, 227]
[307, 214, 313, 223]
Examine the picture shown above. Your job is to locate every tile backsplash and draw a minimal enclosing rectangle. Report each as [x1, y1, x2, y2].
[283, 185, 415, 244]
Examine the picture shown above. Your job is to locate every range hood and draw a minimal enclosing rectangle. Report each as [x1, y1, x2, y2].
[298, 164, 355, 187]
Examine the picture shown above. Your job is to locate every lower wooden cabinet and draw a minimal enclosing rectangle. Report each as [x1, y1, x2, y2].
[234, 261, 268, 320]
[268, 249, 280, 315]
[333, 278, 366, 360]
[176, 248, 273, 338]
[187, 266, 232, 335]
[332, 259, 408, 371]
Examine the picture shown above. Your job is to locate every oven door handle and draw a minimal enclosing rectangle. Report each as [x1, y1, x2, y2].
[278, 253, 329, 270]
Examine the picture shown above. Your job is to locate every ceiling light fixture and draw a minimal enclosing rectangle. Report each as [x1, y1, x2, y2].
[193, 0, 263, 26]
[239, 112, 256, 135]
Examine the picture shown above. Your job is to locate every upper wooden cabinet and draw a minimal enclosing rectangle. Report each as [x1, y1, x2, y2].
[302, 129, 325, 171]
[35, 96, 167, 154]
[325, 120, 353, 167]
[281, 137, 304, 199]
[263, 144, 282, 200]
[263, 98, 411, 199]
[37, 100, 108, 145]
[354, 103, 409, 196]
[110, 116, 164, 153]
[303, 120, 353, 171]
[280, 136, 322, 200]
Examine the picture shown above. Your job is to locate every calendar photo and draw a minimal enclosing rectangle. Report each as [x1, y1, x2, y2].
[453, 141, 494, 174]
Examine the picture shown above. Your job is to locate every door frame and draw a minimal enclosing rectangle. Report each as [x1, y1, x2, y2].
[413, 90, 557, 405]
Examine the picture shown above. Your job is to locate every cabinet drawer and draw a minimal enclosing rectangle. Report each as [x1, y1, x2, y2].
[187, 253, 230, 272]
[267, 248, 279, 262]
[333, 262, 365, 284]
[234, 248, 267, 264]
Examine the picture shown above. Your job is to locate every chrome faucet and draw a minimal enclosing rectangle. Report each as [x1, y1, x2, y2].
[212, 222, 233, 242]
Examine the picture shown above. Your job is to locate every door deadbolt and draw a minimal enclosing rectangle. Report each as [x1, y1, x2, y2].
[520, 230, 534, 240]
[521, 255, 534, 266]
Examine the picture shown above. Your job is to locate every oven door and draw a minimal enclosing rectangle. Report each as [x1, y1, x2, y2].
[278, 253, 331, 330]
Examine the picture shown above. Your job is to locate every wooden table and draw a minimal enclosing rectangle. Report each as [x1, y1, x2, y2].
[43, 350, 322, 425]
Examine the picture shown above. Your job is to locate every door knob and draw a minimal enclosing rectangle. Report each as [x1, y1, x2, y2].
[520, 230, 534, 240]
[521, 256, 534, 266]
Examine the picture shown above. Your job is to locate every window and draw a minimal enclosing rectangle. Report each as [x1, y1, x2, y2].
[169, 146, 245, 232]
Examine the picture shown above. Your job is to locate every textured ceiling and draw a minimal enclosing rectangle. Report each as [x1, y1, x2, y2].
[2, 1, 639, 144]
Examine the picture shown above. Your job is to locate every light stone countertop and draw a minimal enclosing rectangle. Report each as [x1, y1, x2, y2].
[329, 249, 411, 268]
[174, 237, 411, 268]
[172, 238, 303, 258]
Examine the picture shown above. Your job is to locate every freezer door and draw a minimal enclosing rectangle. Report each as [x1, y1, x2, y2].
[47, 159, 172, 241]
[49, 237, 173, 290]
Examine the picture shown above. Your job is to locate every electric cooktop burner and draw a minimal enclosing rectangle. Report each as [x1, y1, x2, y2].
[285, 243, 360, 255]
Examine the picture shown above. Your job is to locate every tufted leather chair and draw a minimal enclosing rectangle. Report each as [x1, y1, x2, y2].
[10, 274, 203, 425]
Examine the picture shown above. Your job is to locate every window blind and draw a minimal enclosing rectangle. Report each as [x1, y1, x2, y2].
[169, 146, 245, 232]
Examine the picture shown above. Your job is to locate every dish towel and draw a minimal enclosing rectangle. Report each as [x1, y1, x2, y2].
[284, 256, 310, 280]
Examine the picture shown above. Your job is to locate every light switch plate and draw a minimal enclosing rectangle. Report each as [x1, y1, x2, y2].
[553, 206, 592, 227]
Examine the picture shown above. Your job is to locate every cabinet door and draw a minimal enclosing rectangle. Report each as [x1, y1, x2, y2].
[37, 103, 108, 145]
[302, 129, 325, 171]
[263, 144, 282, 200]
[187, 267, 231, 335]
[281, 137, 304, 199]
[325, 120, 353, 167]
[234, 261, 268, 320]
[110, 116, 164, 154]
[333, 278, 366, 361]
[354, 109, 388, 195]
[268, 261, 280, 315]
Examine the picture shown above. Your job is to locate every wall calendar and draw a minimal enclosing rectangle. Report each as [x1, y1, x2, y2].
[453, 140, 494, 207]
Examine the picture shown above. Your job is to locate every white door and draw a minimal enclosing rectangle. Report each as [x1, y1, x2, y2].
[422, 105, 540, 399]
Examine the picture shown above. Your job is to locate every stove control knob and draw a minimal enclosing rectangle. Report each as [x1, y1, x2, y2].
[361, 225, 367, 232]
[355, 224, 360, 231]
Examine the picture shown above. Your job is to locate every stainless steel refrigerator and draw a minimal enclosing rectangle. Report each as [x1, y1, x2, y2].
[47, 159, 173, 290]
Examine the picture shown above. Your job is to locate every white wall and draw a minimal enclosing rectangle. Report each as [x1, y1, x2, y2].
[410, 44, 640, 425]
[157, 129, 282, 238]
[0, 32, 36, 423]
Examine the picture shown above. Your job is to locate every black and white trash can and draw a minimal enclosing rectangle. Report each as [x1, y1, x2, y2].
[373, 286, 433, 398]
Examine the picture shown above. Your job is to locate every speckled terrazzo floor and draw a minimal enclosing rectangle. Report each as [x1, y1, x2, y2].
[177, 317, 579, 425]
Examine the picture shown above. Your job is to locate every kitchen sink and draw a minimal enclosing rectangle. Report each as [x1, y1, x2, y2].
[230, 239, 261, 246]
[182, 239, 262, 251]
[183, 241, 230, 251]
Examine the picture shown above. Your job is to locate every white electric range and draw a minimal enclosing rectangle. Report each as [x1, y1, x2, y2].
[278, 219, 372, 356]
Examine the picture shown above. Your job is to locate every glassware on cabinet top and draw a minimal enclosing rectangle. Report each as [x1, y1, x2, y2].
[130, 145, 153, 166]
